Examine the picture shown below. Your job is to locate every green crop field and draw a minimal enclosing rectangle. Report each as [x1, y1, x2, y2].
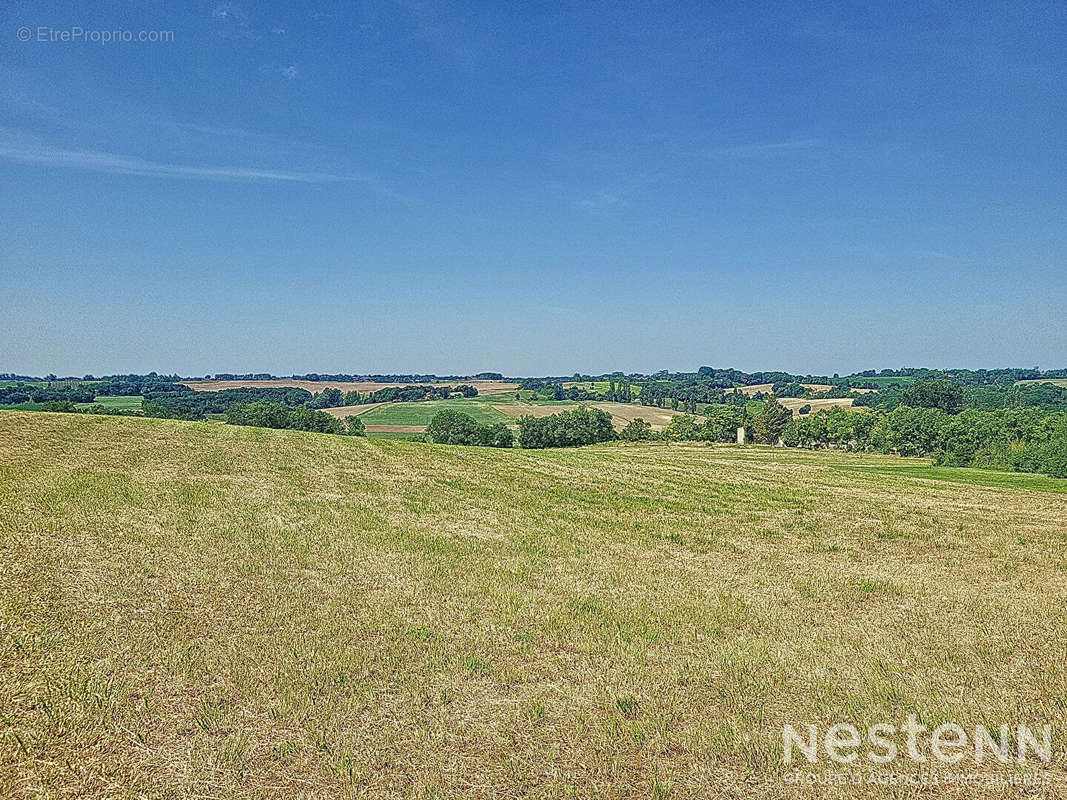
[2, 411, 1066, 798]
[75, 395, 143, 412]
[358, 398, 514, 427]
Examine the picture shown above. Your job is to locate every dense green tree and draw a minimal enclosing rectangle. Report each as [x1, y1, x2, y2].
[900, 380, 965, 414]
[620, 418, 653, 441]
[663, 415, 702, 441]
[307, 388, 344, 409]
[701, 405, 742, 442]
[751, 397, 792, 444]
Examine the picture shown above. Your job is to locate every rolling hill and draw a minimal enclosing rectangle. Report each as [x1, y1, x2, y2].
[2, 412, 1065, 797]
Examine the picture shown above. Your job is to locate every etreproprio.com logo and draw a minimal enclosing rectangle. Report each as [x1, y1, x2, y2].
[17, 26, 174, 43]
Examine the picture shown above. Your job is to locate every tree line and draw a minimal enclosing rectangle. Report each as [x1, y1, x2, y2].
[225, 402, 365, 436]
[424, 407, 618, 449]
[644, 398, 1067, 479]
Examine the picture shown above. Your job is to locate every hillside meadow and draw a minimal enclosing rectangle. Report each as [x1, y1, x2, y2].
[1, 411, 1066, 797]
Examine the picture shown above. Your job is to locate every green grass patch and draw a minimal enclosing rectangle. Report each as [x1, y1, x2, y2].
[846, 375, 916, 387]
[834, 463, 1067, 494]
[360, 399, 513, 426]
[76, 395, 143, 411]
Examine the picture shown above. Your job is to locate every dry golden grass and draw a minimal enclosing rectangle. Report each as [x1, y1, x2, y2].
[585, 402, 704, 431]
[2, 411, 1066, 798]
[492, 402, 700, 431]
[491, 402, 575, 420]
[321, 403, 384, 419]
[734, 383, 875, 396]
[183, 380, 519, 395]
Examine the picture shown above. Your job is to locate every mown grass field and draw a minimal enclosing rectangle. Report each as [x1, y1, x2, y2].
[74, 395, 143, 412]
[2, 412, 1066, 798]
[358, 399, 515, 427]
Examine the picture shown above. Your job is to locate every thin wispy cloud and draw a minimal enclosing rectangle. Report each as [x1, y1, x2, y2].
[700, 139, 823, 159]
[576, 191, 627, 213]
[0, 135, 356, 184]
[260, 64, 299, 81]
[211, 3, 247, 21]
[211, 2, 257, 40]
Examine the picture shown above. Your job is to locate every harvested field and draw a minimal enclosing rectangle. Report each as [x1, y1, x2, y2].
[585, 401, 704, 431]
[363, 424, 425, 433]
[321, 403, 383, 418]
[494, 401, 702, 431]
[733, 383, 875, 396]
[491, 402, 578, 419]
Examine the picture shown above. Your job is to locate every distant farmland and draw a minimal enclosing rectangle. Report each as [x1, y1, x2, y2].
[730, 383, 875, 396]
[183, 379, 520, 395]
[358, 399, 514, 427]
[586, 402, 703, 430]
[851, 375, 917, 387]
[75, 395, 143, 412]
[1016, 378, 1067, 388]
[321, 403, 384, 418]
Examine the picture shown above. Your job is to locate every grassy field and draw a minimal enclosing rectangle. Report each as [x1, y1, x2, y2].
[75, 395, 143, 412]
[848, 375, 917, 387]
[1016, 378, 1067, 388]
[358, 399, 515, 427]
[2, 412, 1066, 798]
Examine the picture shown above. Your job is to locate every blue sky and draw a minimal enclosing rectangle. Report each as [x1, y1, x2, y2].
[2, 1, 1064, 377]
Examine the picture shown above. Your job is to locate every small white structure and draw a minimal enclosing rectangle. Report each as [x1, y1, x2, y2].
[736, 426, 745, 445]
